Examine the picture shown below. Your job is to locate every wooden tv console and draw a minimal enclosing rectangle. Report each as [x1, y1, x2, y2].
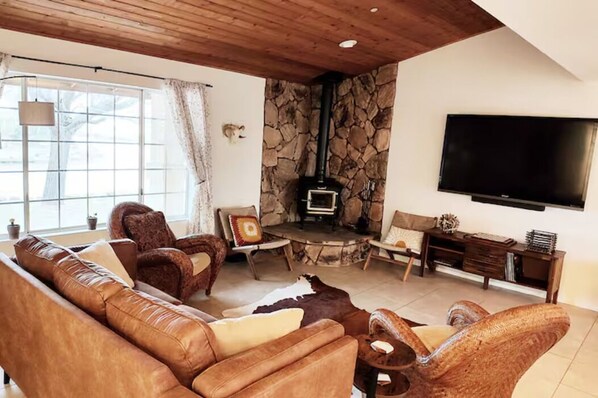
[421, 228, 565, 304]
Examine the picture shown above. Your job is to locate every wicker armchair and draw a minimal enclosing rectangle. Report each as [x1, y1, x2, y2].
[108, 202, 226, 301]
[369, 301, 570, 397]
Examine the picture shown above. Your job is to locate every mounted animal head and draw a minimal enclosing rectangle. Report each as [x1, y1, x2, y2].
[222, 123, 246, 143]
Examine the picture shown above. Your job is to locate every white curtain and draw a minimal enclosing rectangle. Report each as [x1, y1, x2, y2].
[163, 79, 214, 234]
[0, 53, 12, 148]
[0, 53, 11, 95]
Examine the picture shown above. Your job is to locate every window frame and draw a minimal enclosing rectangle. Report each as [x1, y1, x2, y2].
[0, 74, 189, 239]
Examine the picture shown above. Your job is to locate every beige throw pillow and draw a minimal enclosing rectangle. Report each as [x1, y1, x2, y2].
[77, 240, 135, 287]
[383, 226, 424, 252]
[209, 308, 304, 358]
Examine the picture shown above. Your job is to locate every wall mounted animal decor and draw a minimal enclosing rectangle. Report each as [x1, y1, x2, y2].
[222, 123, 246, 143]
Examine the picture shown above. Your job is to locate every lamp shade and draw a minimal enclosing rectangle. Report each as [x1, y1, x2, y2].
[18, 101, 55, 126]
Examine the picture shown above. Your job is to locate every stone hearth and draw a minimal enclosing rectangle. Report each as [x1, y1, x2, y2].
[264, 222, 373, 267]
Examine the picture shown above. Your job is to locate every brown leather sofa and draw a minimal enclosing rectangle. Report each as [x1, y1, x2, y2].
[0, 236, 358, 398]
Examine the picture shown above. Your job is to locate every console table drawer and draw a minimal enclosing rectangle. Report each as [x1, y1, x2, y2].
[463, 259, 505, 279]
[465, 246, 507, 266]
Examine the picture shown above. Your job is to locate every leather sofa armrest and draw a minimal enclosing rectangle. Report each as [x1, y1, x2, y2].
[222, 336, 358, 398]
[192, 319, 345, 398]
[70, 239, 138, 281]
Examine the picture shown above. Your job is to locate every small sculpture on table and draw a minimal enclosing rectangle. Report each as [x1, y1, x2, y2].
[438, 213, 459, 234]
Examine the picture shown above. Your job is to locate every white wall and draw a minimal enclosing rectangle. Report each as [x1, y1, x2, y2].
[0, 29, 265, 251]
[385, 27, 598, 311]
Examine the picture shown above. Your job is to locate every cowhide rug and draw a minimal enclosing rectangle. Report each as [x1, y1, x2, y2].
[222, 274, 417, 336]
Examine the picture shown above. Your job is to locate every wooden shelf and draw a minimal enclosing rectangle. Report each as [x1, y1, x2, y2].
[422, 228, 565, 303]
[428, 245, 464, 256]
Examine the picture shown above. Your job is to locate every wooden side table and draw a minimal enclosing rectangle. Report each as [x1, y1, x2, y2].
[354, 333, 416, 398]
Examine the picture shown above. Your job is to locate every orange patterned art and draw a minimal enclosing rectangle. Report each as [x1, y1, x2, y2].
[228, 215, 264, 247]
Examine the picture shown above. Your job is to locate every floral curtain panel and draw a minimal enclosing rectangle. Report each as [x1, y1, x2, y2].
[0, 52, 11, 96]
[163, 79, 214, 234]
[0, 53, 12, 147]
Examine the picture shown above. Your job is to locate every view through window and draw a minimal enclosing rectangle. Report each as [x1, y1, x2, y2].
[0, 76, 188, 237]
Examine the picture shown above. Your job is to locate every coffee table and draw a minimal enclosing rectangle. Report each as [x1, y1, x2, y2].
[354, 333, 416, 398]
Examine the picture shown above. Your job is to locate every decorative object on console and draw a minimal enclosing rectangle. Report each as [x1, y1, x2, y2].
[526, 230, 558, 254]
[222, 123, 246, 143]
[438, 213, 459, 234]
[468, 232, 516, 247]
[228, 214, 263, 246]
[7, 218, 19, 240]
[87, 213, 98, 230]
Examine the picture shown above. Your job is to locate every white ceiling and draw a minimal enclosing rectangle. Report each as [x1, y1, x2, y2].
[473, 0, 598, 82]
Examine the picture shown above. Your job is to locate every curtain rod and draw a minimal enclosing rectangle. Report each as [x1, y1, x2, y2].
[12, 55, 214, 88]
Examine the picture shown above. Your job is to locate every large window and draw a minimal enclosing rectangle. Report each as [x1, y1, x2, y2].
[0, 76, 188, 237]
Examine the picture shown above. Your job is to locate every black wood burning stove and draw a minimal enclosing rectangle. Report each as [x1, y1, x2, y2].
[298, 73, 343, 227]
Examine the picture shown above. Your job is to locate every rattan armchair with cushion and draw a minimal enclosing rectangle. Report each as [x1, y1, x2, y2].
[108, 202, 227, 301]
[369, 301, 570, 397]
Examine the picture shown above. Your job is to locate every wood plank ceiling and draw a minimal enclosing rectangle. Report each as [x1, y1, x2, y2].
[0, 0, 502, 83]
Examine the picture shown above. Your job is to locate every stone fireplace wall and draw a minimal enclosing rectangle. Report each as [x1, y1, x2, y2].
[260, 80, 316, 226]
[260, 64, 398, 233]
[329, 64, 398, 233]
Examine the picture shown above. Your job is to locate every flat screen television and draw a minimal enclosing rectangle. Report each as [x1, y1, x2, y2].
[438, 114, 597, 211]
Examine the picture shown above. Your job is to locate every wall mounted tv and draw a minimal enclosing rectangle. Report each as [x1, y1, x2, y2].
[438, 114, 597, 211]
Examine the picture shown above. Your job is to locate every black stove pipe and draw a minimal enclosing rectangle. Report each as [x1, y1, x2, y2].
[315, 79, 334, 183]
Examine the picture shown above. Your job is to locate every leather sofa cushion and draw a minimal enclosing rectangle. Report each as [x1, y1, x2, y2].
[124, 211, 174, 251]
[14, 235, 74, 284]
[106, 289, 219, 387]
[53, 254, 128, 324]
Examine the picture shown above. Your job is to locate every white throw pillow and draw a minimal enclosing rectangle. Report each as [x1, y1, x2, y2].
[382, 226, 424, 251]
[77, 240, 134, 287]
[209, 308, 304, 358]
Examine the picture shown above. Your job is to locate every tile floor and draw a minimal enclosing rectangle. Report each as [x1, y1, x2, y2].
[2, 253, 597, 397]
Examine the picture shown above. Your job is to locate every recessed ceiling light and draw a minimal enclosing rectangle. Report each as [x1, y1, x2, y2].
[370, 7, 379, 13]
[339, 39, 358, 48]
